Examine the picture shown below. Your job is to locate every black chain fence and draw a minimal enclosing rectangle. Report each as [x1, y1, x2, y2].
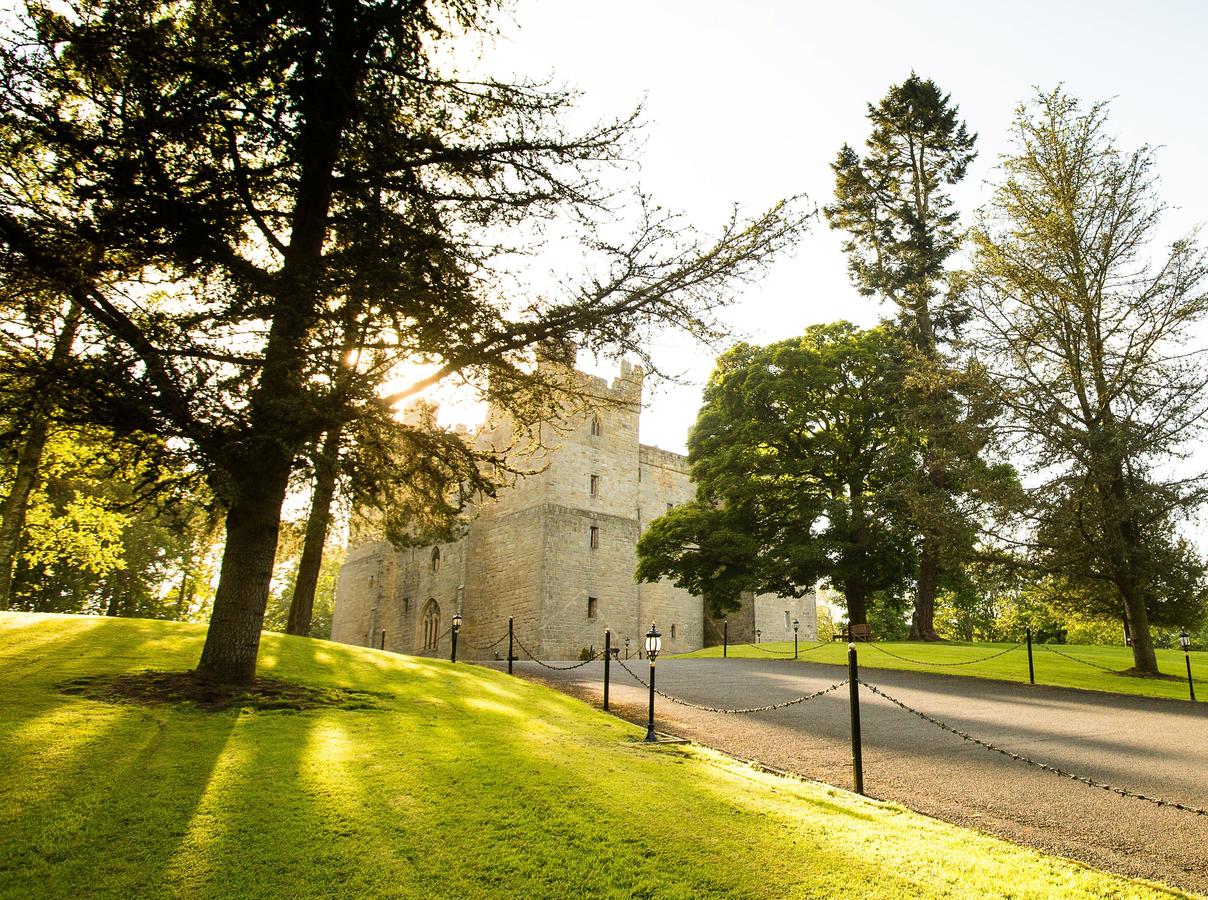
[1033, 642, 1121, 673]
[857, 678, 1207, 817]
[865, 640, 1027, 667]
[744, 640, 833, 656]
[459, 630, 511, 651]
[511, 635, 601, 670]
[615, 657, 849, 714]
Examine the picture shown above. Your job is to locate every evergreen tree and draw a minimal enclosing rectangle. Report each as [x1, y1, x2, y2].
[0, 0, 807, 684]
[969, 89, 1208, 674]
[825, 74, 991, 640]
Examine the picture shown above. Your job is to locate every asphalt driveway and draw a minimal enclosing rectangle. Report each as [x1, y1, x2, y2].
[487, 655, 1208, 894]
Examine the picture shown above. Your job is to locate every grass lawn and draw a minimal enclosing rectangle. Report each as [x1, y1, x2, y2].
[0, 613, 1194, 899]
[677, 637, 1204, 702]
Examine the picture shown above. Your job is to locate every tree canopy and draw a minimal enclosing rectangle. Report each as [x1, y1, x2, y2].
[637, 323, 916, 624]
[969, 89, 1208, 672]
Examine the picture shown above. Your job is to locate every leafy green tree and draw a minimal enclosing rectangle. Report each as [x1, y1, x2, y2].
[3, 424, 218, 619]
[825, 74, 994, 640]
[0, 0, 807, 684]
[969, 89, 1208, 674]
[637, 323, 916, 625]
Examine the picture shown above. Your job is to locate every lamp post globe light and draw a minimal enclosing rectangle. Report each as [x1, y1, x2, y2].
[1181, 628, 1196, 702]
[644, 624, 662, 742]
[451, 612, 462, 664]
[793, 617, 800, 659]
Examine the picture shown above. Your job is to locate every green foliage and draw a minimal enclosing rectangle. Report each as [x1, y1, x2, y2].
[825, 73, 976, 348]
[969, 89, 1208, 669]
[638, 323, 916, 623]
[3, 426, 217, 619]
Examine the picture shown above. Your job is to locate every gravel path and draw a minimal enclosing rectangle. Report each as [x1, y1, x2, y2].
[487, 656, 1208, 895]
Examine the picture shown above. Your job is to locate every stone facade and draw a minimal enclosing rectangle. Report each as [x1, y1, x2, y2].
[331, 362, 816, 659]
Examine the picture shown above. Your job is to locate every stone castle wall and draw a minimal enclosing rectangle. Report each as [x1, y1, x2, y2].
[330, 360, 816, 659]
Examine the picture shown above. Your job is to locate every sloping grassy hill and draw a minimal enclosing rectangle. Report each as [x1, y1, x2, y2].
[678, 639, 1204, 701]
[0, 613, 1191, 899]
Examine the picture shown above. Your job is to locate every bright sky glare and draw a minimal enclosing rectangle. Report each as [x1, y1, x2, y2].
[470, 0, 1208, 455]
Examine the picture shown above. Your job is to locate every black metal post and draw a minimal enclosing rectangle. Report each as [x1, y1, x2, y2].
[603, 629, 611, 711]
[645, 658, 657, 741]
[723, 620, 728, 658]
[1026, 627, 1035, 685]
[794, 631, 798, 660]
[380, 630, 386, 650]
[848, 643, 864, 796]
[450, 628, 458, 664]
[507, 617, 514, 674]
[1187, 652, 1197, 702]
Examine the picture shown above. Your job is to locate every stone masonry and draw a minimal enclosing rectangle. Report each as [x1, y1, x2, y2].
[331, 361, 816, 659]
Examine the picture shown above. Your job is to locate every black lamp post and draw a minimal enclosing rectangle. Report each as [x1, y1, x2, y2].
[451, 612, 462, 663]
[793, 617, 800, 659]
[1181, 628, 1196, 702]
[755, 629, 761, 644]
[644, 624, 662, 742]
[624, 636, 631, 660]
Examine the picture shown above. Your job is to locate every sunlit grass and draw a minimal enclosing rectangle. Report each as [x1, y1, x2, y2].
[0, 612, 1190, 899]
[677, 638, 1204, 701]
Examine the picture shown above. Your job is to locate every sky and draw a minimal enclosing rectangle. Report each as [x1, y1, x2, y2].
[450, 0, 1208, 455]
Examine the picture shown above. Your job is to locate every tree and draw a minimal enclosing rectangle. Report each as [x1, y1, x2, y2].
[637, 323, 916, 625]
[2, 423, 218, 619]
[969, 89, 1208, 675]
[825, 74, 987, 640]
[0, 0, 808, 684]
[0, 297, 81, 609]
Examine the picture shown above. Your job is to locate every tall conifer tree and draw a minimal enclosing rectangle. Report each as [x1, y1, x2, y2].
[825, 74, 982, 640]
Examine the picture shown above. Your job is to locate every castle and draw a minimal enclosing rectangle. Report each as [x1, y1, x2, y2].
[330, 361, 816, 660]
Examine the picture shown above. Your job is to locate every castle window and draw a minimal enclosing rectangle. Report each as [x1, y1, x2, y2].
[590, 474, 600, 497]
[666, 502, 674, 513]
[670, 624, 677, 639]
[421, 599, 441, 650]
[590, 414, 602, 436]
[784, 610, 791, 630]
[431, 546, 441, 573]
[587, 597, 598, 619]
[402, 598, 410, 615]
[368, 574, 376, 589]
[589, 526, 600, 549]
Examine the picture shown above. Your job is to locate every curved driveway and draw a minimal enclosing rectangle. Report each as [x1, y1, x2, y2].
[491, 656, 1208, 895]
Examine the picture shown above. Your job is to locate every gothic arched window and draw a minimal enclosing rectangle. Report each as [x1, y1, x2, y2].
[421, 599, 441, 650]
[431, 546, 441, 573]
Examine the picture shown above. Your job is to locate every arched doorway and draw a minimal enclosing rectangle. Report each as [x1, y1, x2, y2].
[421, 599, 441, 650]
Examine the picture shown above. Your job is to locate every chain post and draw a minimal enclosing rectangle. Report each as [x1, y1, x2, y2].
[723, 619, 728, 658]
[848, 643, 864, 795]
[603, 628, 611, 711]
[1026, 627, 1035, 685]
[508, 617, 514, 675]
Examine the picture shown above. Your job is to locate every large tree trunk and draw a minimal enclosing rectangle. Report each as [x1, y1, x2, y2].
[0, 301, 81, 610]
[196, 454, 292, 683]
[843, 578, 869, 628]
[910, 537, 941, 641]
[286, 425, 341, 636]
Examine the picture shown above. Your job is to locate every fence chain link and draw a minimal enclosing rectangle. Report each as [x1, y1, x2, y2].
[857, 679, 1207, 817]
[866, 641, 1027, 667]
[459, 631, 510, 651]
[1033, 642, 1120, 673]
[511, 635, 601, 670]
[744, 641, 833, 656]
[614, 657, 849, 713]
